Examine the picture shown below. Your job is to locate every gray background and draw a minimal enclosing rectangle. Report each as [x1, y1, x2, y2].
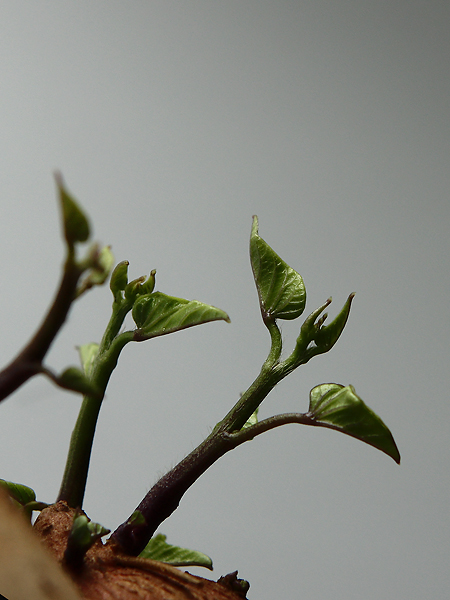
[0, 2, 449, 599]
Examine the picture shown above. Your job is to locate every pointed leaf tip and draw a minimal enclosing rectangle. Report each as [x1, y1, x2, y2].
[313, 293, 355, 352]
[132, 292, 230, 340]
[308, 383, 400, 464]
[250, 216, 306, 321]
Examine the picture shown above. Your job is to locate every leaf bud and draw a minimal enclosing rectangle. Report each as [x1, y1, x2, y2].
[313, 293, 355, 351]
[140, 269, 156, 295]
[55, 172, 90, 247]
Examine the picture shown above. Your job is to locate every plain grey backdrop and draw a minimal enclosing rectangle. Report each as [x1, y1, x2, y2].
[0, 2, 449, 599]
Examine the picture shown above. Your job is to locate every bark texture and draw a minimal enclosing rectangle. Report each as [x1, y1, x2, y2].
[33, 502, 249, 600]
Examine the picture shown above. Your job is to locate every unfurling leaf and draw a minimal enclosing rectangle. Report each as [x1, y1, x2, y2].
[308, 384, 400, 464]
[313, 293, 355, 351]
[140, 534, 213, 570]
[132, 292, 230, 340]
[55, 173, 90, 246]
[250, 215, 306, 321]
[139, 270, 156, 295]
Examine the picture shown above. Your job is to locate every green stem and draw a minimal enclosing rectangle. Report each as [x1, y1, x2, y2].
[57, 304, 134, 508]
[219, 318, 282, 432]
[225, 412, 313, 444]
[110, 320, 287, 555]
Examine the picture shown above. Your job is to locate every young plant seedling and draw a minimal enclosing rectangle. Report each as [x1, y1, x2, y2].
[0, 177, 400, 598]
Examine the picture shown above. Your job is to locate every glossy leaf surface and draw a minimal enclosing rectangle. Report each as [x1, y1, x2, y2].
[140, 534, 213, 570]
[250, 216, 306, 320]
[132, 292, 230, 340]
[308, 384, 400, 463]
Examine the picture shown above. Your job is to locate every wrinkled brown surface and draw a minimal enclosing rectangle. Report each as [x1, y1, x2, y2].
[34, 502, 249, 600]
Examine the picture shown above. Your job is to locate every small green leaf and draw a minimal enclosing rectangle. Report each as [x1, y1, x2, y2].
[125, 276, 146, 301]
[78, 343, 99, 376]
[250, 216, 306, 320]
[58, 367, 101, 397]
[140, 534, 213, 570]
[242, 408, 258, 430]
[55, 173, 90, 246]
[132, 292, 230, 340]
[0, 479, 36, 506]
[127, 510, 146, 526]
[66, 514, 110, 558]
[308, 384, 400, 464]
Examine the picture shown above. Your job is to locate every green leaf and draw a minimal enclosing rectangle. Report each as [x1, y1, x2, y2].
[67, 514, 110, 553]
[58, 367, 101, 397]
[0, 479, 36, 506]
[127, 510, 146, 526]
[308, 384, 400, 464]
[125, 276, 146, 301]
[242, 408, 258, 430]
[140, 534, 213, 570]
[132, 292, 230, 340]
[139, 269, 156, 295]
[55, 173, 90, 246]
[78, 343, 99, 376]
[250, 216, 306, 320]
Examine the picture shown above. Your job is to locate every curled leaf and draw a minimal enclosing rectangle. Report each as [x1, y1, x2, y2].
[314, 293, 355, 351]
[140, 269, 156, 295]
[308, 384, 400, 464]
[250, 216, 306, 321]
[140, 534, 213, 570]
[110, 261, 130, 298]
